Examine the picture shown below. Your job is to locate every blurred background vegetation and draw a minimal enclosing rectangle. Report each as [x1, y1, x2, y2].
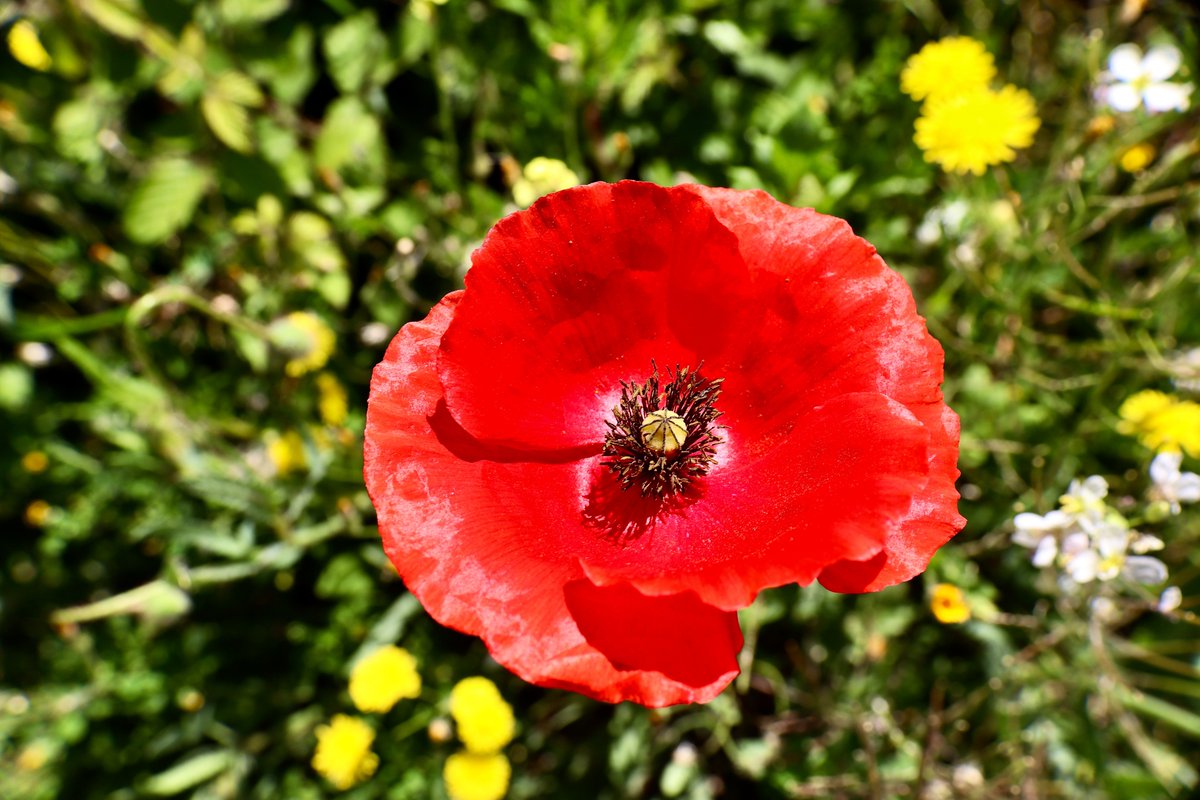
[2, 0, 1199, 797]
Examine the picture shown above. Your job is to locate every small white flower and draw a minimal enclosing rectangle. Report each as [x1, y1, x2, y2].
[1166, 346, 1200, 393]
[1059, 475, 1108, 516]
[1096, 43, 1193, 113]
[1012, 510, 1073, 547]
[1060, 531, 1091, 558]
[1149, 451, 1200, 514]
[1065, 549, 1100, 584]
[1032, 536, 1057, 567]
[1158, 586, 1183, 613]
[1122, 555, 1168, 585]
[1129, 533, 1164, 554]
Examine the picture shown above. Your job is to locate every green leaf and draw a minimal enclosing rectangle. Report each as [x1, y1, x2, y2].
[313, 96, 385, 180]
[201, 95, 253, 153]
[1117, 684, 1200, 738]
[216, 0, 290, 25]
[53, 97, 105, 163]
[316, 271, 351, 308]
[230, 328, 269, 372]
[123, 159, 210, 245]
[323, 10, 389, 94]
[213, 70, 265, 107]
[201, 72, 264, 153]
[77, 0, 144, 40]
[141, 750, 235, 796]
[248, 24, 316, 105]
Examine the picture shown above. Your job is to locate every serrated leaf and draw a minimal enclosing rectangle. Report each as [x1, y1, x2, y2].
[213, 71, 265, 107]
[123, 159, 209, 244]
[397, 7, 435, 66]
[313, 96, 384, 179]
[202, 94, 253, 153]
[248, 24, 316, 105]
[323, 10, 388, 93]
[201, 72, 264, 153]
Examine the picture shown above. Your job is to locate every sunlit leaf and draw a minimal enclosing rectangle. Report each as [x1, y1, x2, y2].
[123, 158, 210, 244]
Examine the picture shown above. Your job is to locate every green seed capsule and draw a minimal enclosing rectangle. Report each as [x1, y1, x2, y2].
[640, 409, 688, 456]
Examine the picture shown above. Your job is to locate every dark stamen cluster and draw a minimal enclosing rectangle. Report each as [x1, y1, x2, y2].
[602, 363, 723, 497]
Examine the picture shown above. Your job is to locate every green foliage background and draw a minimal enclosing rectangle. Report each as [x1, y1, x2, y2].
[2, 0, 1199, 797]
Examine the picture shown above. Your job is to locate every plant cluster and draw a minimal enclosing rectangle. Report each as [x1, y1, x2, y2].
[2, 1, 1198, 798]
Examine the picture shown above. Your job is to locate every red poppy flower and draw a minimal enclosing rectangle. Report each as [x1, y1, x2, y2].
[365, 181, 963, 706]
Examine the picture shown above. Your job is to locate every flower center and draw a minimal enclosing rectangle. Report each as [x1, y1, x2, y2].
[602, 363, 723, 497]
[640, 409, 688, 456]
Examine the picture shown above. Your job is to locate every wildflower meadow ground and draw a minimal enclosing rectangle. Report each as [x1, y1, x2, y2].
[3, 2, 1200, 799]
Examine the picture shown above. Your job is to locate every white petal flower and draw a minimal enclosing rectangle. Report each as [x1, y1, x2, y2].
[1061, 531, 1091, 558]
[1150, 451, 1200, 514]
[1079, 476, 1109, 502]
[1107, 44, 1146, 80]
[1158, 586, 1183, 613]
[1130, 534, 1164, 554]
[1032, 536, 1057, 567]
[1015, 510, 1074, 532]
[1143, 45, 1182, 81]
[1123, 556, 1168, 585]
[1094, 525, 1130, 559]
[1096, 42, 1192, 114]
[1103, 83, 1143, 112]
[1066, 549, 1099, 584]
[1143, 82, 1192, 113]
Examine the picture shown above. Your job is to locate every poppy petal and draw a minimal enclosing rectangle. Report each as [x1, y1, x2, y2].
[818, 403, 964, 592]
[365, 294, 741, 706]
[573, 391, 931, 609]
[688, 186, 964, 593]
[437, 181, 754, 453]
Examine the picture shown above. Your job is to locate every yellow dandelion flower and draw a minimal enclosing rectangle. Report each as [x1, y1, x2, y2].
[931, 583, 971, 624]
[512, 157, 581, 208]
[444, 751, 511, 800]
[316, 372, 349, 427]
[1118, 390, 1174, 429]
[8, 20, 52, 72]
[21, 450, 49, 473]
[312, 715, 379, 791]
[265, 429, 307, 475]
[1119, 390, 1200, 456]
[1119, 143, 1156, 172]
[900, 36, 995, 102]
[25, 500, 52, 527]
[269, 311, 336, 377]
[1146, 402, 1200, 457]
[449, 677, 515, 754]
[349, 645, 421, 713]
[915, 85, 1040, 175]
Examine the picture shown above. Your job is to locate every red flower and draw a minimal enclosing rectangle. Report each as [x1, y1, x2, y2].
[365, 182, 963, 706]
